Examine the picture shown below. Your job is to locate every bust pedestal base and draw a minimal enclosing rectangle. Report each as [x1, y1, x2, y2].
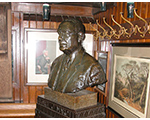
[44, 87, 98, 110]
[35, 95, 105, 118]
[35, 88, 105, 118]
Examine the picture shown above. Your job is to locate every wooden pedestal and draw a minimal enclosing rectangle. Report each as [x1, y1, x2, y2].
[35, 95, 105, 118]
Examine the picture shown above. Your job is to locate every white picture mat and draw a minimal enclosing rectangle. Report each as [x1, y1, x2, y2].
[112, 55, 150, 118]
[25, 29, 93, 83]
[109, 45, 150, 118]
[27, 31, 61, 83]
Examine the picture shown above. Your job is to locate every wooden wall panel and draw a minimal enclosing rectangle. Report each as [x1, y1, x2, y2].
[36, 21, 43, 29]
[23, 86, 29, 103]
[12, 12, 22, 103]
[28, 86, 36, 103]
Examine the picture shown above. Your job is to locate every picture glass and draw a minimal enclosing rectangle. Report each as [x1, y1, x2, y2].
[98, 52, 107, 73]
[27, 31, 61, 83]
[112, 55, 150, 117]
[35, 40, 56, 74]
[97, 52, 108, 92]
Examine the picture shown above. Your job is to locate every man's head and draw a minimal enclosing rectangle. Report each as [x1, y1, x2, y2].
[57, 18, 85, 54]
[43, 50, 48, 56]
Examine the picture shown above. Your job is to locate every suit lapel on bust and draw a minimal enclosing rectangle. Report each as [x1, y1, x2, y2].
[61, 49, 85, 92]
[51, 55, 65, 89]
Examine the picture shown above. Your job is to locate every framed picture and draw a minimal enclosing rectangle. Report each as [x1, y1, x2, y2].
[0, 3, 10, 54]
[108, 43, 150, 118]
[24, 28, 94, 85]
[82, 33, 94, 56]
[95, 51, 108, 96]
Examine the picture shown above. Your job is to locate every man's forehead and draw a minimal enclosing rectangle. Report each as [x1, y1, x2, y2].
[58, 23, 75, 32]
[60, 22, 74, 28]
[62, 21, 73, 25]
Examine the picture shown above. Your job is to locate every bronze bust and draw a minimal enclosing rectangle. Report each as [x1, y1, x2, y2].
[48, 18, 106, 93]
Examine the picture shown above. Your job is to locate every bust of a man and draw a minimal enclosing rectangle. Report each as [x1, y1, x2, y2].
[48, 18, 106, 93]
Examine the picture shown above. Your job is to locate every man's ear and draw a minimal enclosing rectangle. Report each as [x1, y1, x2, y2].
[78, 32, 85, 43]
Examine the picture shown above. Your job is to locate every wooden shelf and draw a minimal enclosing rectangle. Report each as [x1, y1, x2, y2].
[0, 103, 36, 118]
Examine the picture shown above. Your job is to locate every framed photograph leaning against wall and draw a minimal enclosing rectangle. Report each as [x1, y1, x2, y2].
[95, 51, 109, 96]
[108, 43, 150, 118]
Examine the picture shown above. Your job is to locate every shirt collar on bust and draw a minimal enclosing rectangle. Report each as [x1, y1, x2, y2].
[66, 46, 85, 64]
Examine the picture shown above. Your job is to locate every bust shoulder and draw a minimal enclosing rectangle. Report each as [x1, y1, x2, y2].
[82, 52, 99, 65]
[50, 54, 64, 68]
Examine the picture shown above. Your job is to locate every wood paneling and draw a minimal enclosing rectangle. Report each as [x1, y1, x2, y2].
[10, 2, 150, 118]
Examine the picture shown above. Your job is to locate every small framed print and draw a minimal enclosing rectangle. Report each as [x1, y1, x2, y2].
[95, 51, 108, 96]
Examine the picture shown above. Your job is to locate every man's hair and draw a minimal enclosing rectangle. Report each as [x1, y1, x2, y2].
[43, 49, 48, 54]
[58, 18, 85, 34]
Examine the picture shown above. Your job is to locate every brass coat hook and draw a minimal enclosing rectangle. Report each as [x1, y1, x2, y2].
[111, 15, 124, 39]
[120, 12, 136, 38]
[96, 20, 108, 39]
[103, 17, 115, 39]
[133, 8, 150, 38]
[89, 22, 101, 40]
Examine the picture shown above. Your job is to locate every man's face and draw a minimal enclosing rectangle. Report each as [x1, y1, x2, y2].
[57, 22, 79, 54]
[44, 51, 48, 56]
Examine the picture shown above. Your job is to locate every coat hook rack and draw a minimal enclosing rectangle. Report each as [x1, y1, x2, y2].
[111, 15, 124, 39]
[89, 8, 150, 40]
[89, 22, 101, 40]
[103, 17, 115, 39]
[120, 12, 136, 38]
[133, 8, 150, 38]
[96, 20, 108, 40]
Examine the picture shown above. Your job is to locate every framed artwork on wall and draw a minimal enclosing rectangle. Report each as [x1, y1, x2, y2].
[95, 51, 108, 96]
[24, 28, 94, 85]
[108, 43, 150, 118]
[0, 3, 10, 54]
[24, 29, 62, 85]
